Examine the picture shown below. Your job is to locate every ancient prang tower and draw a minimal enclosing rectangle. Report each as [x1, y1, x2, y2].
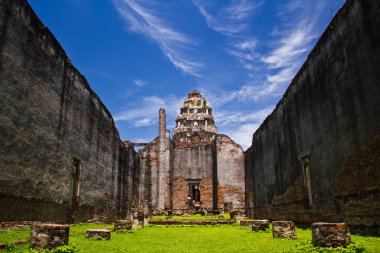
[138, 90, 245, 214]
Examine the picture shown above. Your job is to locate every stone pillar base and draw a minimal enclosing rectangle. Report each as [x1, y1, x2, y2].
[272, 221, 296, 238]
[240, 219, 270, 231]
[114, 220, 133, 231]
[30, 224, 69, 250]
[312, 222, 351, 247]
[86, 229, 110, 240]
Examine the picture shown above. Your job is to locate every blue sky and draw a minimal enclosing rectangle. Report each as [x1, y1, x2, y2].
[28, 0, 345, 150]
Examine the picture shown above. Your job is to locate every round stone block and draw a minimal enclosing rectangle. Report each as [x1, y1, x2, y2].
[30, 224, 69, 250]
[114, 220, 133, 231]
[86, 229, 111, 240]
[312, 222, 351, 247]
[272, 221, 296, 238]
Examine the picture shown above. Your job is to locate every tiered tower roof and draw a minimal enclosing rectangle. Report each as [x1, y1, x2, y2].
[173, 90, 217, 144]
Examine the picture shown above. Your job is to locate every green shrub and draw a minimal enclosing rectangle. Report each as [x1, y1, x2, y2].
[27, 244, 78, 253]
[4, 242, 15, 252]
[285, 241, 365, 253]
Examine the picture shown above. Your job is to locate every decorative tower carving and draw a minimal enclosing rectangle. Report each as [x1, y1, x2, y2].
[173, 90, 217, 144]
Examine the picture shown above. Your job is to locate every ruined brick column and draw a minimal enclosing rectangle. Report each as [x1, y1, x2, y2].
[157, 108, 172, 211]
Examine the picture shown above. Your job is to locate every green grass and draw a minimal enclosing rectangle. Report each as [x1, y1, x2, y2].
[151, 213, 231, 220]
[1, 224, 379, 252]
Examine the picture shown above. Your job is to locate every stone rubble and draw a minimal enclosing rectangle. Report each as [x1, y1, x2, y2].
[272, 221, 296, 238]
[30, 224, 69, 250]
[312, 222, 351, 247]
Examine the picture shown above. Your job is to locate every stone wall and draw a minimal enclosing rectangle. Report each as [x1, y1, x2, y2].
[215, 135, 245, 211]
[0, 0, 139, 222]
[245, 0, 380, 234]
[138, 139, 158, 211]
[172, 179, 188, 210]
[172, 144, 214, 211]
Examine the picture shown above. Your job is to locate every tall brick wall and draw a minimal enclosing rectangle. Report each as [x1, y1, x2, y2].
[215, 135, 245, 211]
[172, 144, 214, 212]
[138, 140, 157, 211]
[0, 0, 139, 222]
[245, 0, 380, 234]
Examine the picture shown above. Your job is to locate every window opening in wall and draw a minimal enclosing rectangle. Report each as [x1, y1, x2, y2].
[298, 151, 313, 208]
[70, 158, 81, 223]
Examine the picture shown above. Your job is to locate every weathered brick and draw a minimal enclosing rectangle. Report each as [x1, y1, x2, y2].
[312, 222, 351, 247]
[272, 221, 296, 238]
[30, 224, 69, 250]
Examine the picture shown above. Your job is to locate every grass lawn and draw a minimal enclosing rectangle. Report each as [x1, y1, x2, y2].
[1, 223, 379, 252]
[150, 213, 231, 220]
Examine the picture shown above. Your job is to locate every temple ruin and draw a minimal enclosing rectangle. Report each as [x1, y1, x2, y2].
[0, 0, 379, 235]
[138, 90, 245, 213]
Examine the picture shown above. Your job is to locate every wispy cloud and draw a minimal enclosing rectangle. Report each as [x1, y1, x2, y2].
[114, 95, 183, 128]
[193, 0, 263, 75]
[133, 79, 146, 87]
[113, 0, 203, 77]
[227, 123, 260, 150]
[200, 0, 332, 103]
[256, 0, 326, 98]
[134, 118, 153, 127]
[213, 106, 273, 150]
[227, 38, 259, 70]
[193, 0, 262, 36]
[261, 25, 314, 70]
[214, 106, 274, 128]
[224, 0, 261, 21]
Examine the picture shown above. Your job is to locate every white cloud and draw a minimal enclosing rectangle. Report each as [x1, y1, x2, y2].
[226, 123, 260, 150]
[214, 106, 274, 128]
[254, 0, 327, 99]
[134, 118, 154, 127]
[113, 0, 203, 77]
[193, 1, 263, 73]
[213, 104, 274, 150]
[133, 79, 146, 86]
[193, 0, 261, 36]
[236, 38, 257, 50]
[261, 24, 315, 70]
[224, 0, 262, 21]
[227, 38, 259, 70]
[194, 3, 244, 35]
[134, 138, 154, 143]
[114, 95, 184, 130]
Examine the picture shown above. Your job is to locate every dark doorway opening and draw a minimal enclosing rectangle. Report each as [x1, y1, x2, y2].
[188, 180, 200, 210]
